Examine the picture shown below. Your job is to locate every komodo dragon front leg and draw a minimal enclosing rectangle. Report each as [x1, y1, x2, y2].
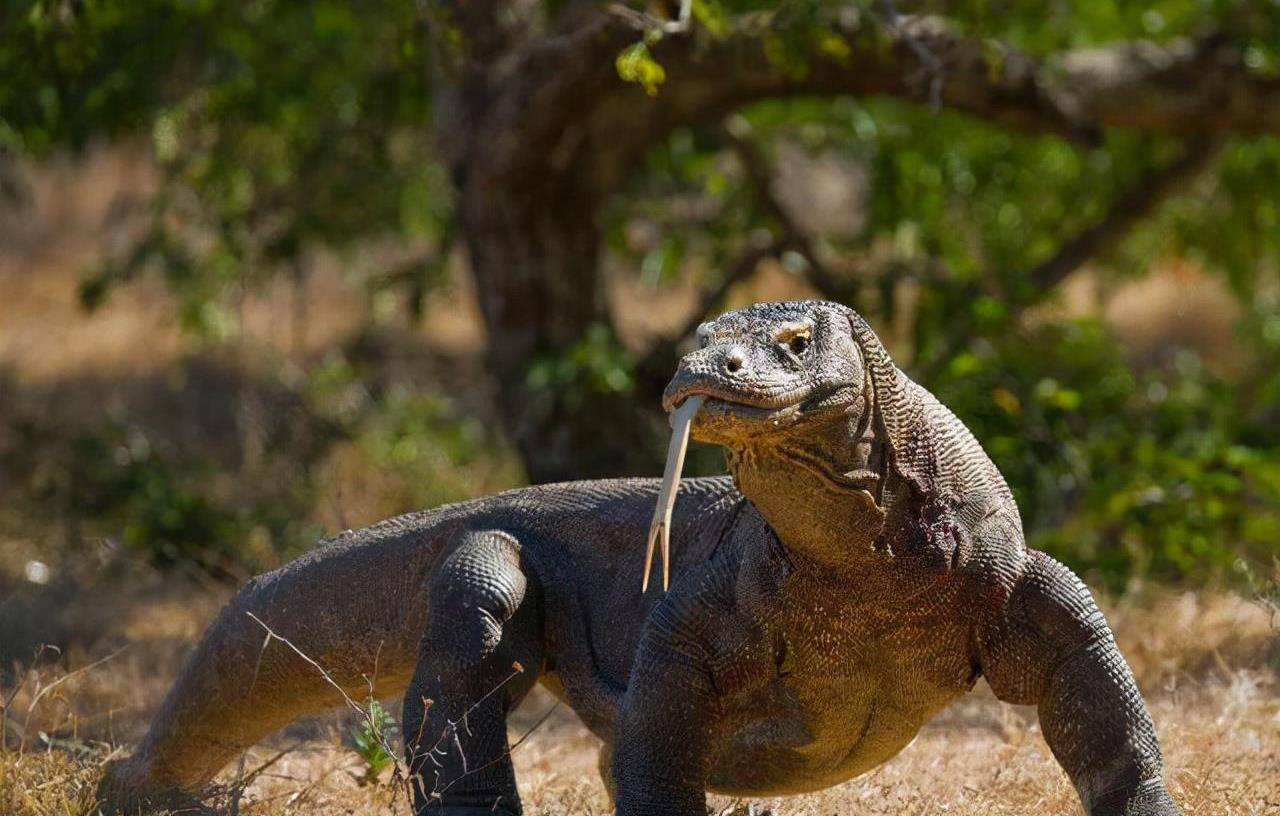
[611, 559, 746, 816]
[978, 546, 1178, 816]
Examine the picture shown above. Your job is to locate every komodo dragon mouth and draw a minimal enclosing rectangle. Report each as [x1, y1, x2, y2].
[662, 382, 813, 414]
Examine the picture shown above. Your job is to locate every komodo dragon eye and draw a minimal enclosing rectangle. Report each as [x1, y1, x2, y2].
[777, 325, 811, 356]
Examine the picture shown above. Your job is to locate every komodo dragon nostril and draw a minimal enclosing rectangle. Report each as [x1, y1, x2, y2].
[724, 348, 745, 374]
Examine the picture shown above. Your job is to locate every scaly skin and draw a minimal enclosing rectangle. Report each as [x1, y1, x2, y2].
[99, 301, 1179, 816]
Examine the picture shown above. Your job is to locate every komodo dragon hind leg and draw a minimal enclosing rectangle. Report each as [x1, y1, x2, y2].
[403, 530, 543, 816]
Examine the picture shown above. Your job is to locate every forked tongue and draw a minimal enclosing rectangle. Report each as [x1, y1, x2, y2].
[643, 394, 705, 592]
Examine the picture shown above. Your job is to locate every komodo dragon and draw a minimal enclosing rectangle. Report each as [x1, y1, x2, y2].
[100, 300, 1180, 815]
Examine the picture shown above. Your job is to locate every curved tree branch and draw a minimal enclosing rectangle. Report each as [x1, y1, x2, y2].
[457, 9, 1279, 279]
[642, 15, 1280, 141]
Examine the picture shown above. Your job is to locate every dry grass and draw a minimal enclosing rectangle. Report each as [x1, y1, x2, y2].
[1, 570, 1276, 816]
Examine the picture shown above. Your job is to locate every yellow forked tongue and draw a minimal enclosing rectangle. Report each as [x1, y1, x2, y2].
[643, 394, 705, 593]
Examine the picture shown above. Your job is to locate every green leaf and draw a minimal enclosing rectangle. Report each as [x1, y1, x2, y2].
[348, 698, 398, 777]
[615, 42, 666, 96]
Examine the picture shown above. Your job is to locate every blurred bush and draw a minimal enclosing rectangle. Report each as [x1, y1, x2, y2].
[933, 317, 1280, 592]
[1, 350, 521, 578]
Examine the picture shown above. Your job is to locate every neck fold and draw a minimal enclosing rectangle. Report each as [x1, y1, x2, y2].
[729, 410, 889, 574]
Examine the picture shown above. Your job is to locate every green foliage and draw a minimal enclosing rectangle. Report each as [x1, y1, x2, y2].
[306, 351, 519, 509]
[2, 419, 307, 575]
[935, 0, 1280, 57]
[4, 0, 449, 329]
[691, 0, 732, 39]
[526, 324, 636, 409]
[347, 697, 399, 782]
[616, 41, 667, 96]
[76, 428, 237, 570]
[932, 319, 1280, 591]
[0, 353, 520, 577]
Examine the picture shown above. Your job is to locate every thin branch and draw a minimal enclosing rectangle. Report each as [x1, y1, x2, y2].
[229, 751, 246, 816]
[237, 744, 301, 790]
[434, 699, 562, 796]
[246, 613, 408, 794]
[0, 645, 52, 735]
[669, 0, 693, 35]
[610, 0, 692, 36]
[877, 0, 944, 110]
[723, 116, 855, 305]
[19, 647, 127, 752]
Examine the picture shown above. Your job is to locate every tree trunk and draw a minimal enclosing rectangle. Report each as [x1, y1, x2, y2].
[433, 9, 679, 482]
[456, 158, 662, 482]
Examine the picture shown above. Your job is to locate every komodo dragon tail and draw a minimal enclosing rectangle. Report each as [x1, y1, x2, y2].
[98, 515, 445, 812]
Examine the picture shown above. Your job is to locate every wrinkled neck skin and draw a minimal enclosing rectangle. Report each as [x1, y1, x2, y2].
[726, 398, 891, 577]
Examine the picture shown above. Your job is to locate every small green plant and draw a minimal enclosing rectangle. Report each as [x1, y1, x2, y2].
[347, 698, 399, 784]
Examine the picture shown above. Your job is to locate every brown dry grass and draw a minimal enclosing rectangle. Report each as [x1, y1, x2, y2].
[1, 571, 1276, 816]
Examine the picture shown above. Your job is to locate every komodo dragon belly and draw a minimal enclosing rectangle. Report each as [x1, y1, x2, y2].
[707, 616, 976, 796]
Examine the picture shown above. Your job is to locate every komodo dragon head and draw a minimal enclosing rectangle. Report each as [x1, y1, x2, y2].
[663, 300, 875, 442]
[643, 300, 920, 590]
